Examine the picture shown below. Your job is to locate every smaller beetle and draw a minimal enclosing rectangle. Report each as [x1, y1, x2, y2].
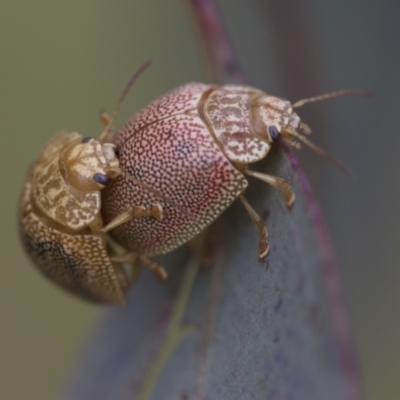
[19, 63, 168, 304]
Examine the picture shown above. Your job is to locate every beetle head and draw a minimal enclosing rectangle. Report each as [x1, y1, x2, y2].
[252, 95, 299, 144]
[57, 62, 153, 194]
[254, 89, 372, 176]
[60, 137, 119, 192]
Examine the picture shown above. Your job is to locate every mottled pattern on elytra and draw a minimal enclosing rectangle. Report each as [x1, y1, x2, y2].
[19, 181, 124, 304]
[204, 88, 271, 163]
[33, 156, 100, 231]
[102, 105, 247, 256]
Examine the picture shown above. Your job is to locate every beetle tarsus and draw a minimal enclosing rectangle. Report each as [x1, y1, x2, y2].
[150, 204, 164, 220]
[239, 194, 269, 259]
[111, 252, 168, 281]
[99, 204, 164, 234]
[258, 241, 270, 261]
[138, 255, 168, 280]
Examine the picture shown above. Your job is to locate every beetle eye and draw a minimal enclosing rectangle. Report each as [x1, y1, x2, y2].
[268, 125, 280, 141]
[93, 173, 110, 185]
[82, 136, 94, 143]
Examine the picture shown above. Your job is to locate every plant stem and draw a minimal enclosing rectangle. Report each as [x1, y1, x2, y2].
[185, 0, 247, 84]
[137, 247, 202, 400]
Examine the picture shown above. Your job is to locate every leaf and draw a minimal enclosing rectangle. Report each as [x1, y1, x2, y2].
[61, 146, 362, 400]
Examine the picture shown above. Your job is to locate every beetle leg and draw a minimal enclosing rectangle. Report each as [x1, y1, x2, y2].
[137, 255, 168, 280]
[245, 169, 295, 208]
[238, 194, 269, 259]
[98, 204, 163, 234]
[111, 252, 167, 281]
[112, 262, 142, 291]
[99, 111, 112, 127]
[98, 111, 115, 142]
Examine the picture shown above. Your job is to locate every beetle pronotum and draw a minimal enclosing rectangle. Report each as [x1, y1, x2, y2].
[19, 62, 369, 303]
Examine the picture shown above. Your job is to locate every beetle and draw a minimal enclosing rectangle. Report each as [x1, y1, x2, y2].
[20, 62, 367, 304]
[102, 80, 365, 265]
[19, 63, 168, 304]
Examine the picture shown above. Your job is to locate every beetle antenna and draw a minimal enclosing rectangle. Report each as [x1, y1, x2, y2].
[292, 89, 373, 109]
[288, 129, 353, 177]
[99, 61, 151, 142]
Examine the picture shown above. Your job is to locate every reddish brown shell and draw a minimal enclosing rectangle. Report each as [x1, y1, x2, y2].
[102, 83, 248, 257]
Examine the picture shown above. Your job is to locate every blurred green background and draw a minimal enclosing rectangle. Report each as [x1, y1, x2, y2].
[0, 1, 398, 399]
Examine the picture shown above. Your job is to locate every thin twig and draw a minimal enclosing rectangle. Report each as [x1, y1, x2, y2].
[194, 244, 225, 400]
[136, 248, 203, 400]
[264, 0, 323, 101]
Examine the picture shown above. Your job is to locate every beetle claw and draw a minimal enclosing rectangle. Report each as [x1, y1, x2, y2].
[258, 242, 270, 261]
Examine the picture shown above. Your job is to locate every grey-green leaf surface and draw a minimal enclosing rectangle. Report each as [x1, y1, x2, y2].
[62, 146, 362, 400]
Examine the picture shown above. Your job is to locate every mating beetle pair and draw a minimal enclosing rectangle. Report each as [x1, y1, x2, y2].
[19, 63, 362, 304]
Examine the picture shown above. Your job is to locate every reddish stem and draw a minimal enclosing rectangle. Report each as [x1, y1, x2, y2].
[264, 0, 324, 100]
[186, 0, 247, 84]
